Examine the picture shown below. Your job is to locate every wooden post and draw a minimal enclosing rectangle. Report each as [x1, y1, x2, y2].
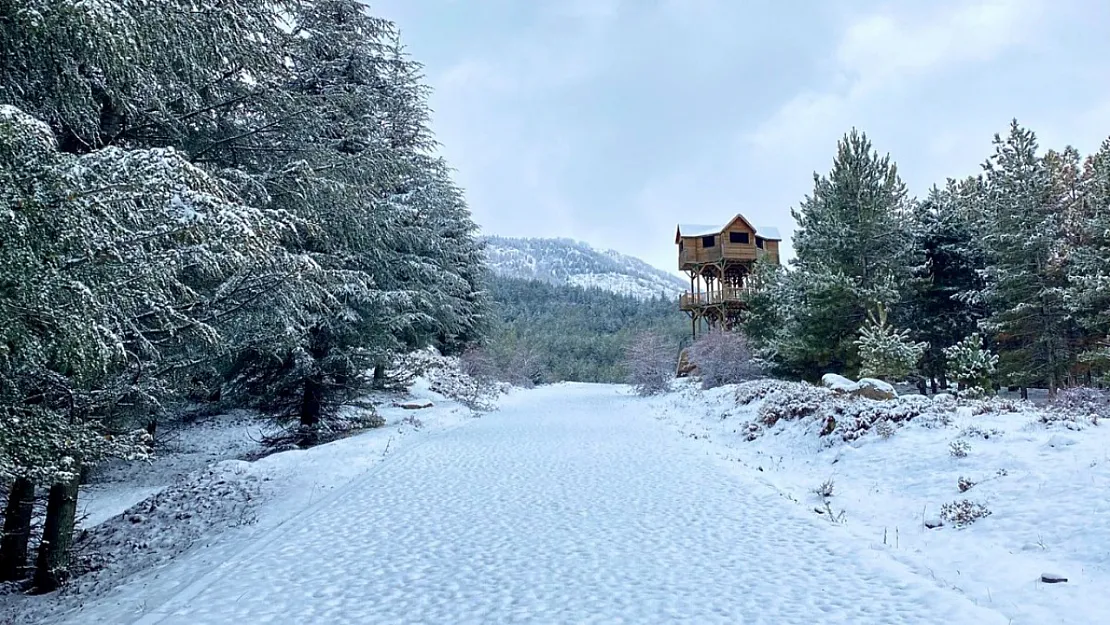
[33, 472, 81, 593]
[0, 477, 35, 582]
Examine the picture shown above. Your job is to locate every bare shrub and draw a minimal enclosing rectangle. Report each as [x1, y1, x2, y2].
[940, 499, 991, 527]
[949, 440, 971, 458]
[625, 331, 677, 396]
[957, 476, 975, 492]
[813, 478, 835, 498]
[1047, 387, 1110, 425]
[687, 329, 764, 389]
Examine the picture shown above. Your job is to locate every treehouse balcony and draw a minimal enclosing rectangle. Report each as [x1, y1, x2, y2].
[678, 288, 753, 311]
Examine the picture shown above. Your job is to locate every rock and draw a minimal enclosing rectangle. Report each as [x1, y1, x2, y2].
[675, 348, 697, 378]
[395, 400, 434, 410]
[821, 373, 857, 393]
[1041, 573, 1068, 584]
[924, 517, 944, 529]
[851, 378, 898, 401]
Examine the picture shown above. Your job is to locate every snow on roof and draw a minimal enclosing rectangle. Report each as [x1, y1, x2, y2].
[676, 224, 721, 237]
[756, 226, 782, 241]
[677, 220, 783, 240]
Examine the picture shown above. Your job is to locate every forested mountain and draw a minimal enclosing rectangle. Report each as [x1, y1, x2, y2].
[482, 276, 689, 385]
[483, 236, 686, 300]
[0, 0, 487, 590]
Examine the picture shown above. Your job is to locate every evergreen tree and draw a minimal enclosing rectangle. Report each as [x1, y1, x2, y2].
[906, 181, 987, 388]
[772, 129, 913, 379]
[977, 121, 1073, 395]
[1066, 138, 1110, 380]
[855, 304, 926, 382]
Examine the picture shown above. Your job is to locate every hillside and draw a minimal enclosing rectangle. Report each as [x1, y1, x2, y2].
[483, 236, 686, 300]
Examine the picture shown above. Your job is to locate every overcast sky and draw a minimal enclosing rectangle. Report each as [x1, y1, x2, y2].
[370, 0, 1110, 274]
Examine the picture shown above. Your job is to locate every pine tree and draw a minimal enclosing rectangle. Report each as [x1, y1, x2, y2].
[906, 181, 987, 389]
[942, 334, 999, 396]
[977, 121, 1073, 395]
[1066, 138, 1110, 382]
[770, 129, 914, 379]
[855, 303, 926, 382]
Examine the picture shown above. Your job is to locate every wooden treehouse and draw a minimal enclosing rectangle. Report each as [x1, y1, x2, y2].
[676, 214, 781, 336]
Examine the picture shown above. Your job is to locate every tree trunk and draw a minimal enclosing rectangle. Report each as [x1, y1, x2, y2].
[1020, 386, 1029, 401]
[372, 363, 386, 390]
[32, 472, 81, 593]
[0, 477, 36, 582]
[930, 378, 938, 394]
[299, 376, 323, 446]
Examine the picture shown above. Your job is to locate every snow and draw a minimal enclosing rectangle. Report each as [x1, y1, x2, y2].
[648, 380, 1110, 625]
[13, 383, 1019, 624]
[9, 379, 1106, 624]
[677, 222, 782, 240]
[676, 223, 721, 237]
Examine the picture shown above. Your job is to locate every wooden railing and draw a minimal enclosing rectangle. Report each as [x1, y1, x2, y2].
[679, 288, 752, 310]
[679, 246, 767, 268]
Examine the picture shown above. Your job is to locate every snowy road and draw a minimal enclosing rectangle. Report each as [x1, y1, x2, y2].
[70, 384, 1008, 624]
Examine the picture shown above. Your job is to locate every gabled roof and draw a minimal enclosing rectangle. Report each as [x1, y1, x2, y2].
[675, 215, 783, 243]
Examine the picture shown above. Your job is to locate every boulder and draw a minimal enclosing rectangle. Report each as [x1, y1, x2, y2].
[1041, 572, 1068, 584]
[851, 378, 897, 401]
[821, 373, 857, 393]
[676, 348, 697, 378]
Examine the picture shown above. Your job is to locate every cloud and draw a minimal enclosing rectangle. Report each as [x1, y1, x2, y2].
[746, 0, 1047, 154]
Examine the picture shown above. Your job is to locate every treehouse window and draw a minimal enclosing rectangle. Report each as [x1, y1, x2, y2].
[756, 237, 765, 249]
[702, 235, 716, 247]
[729, 232, 749, 244]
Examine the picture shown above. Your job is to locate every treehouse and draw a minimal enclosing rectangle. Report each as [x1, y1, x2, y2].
[676, 214, 781, 335]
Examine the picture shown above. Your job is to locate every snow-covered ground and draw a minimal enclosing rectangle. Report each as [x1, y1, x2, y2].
[4, 378, 485, 625]
[7, 377, 1105, 624]
[646, 379, 1110, 625]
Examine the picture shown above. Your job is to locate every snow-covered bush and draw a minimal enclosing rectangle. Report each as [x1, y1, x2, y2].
[734, 379, 797, 405]
[624, 331, 676, 396]
[757, 383, 832, 427]
[687, 329, 763, 389]
[943, 334, 998, 395]
[391, 348, 502, 411]
[874, 419, 896, 439]
[820, 395, 939, 442]
[957, 476, 975, 492]
[940, 499, 991, 527]
[949, 440, 971, 458]
[855, 304, 926, 381]
[1048, 387, 1110, 424]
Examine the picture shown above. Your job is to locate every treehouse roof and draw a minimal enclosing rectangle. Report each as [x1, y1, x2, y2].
[675, 215, 782, 243]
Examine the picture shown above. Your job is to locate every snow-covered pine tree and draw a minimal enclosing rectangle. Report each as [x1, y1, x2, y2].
[0, 0, 291, 153]
[222, 1, 489, 438]
[855, 303, 926, 382]
[1066, 138, 1110, 381]
[942, 334, 999, 396]
[906, 182, 987, 390]
[1, 104, 299, 588]
[976, 121, 1073, 395]
[777, 129, 914, 378]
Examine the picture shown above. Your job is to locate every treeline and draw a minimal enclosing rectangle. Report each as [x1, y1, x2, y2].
[744, 123, 1110, 396]
[0, 0, 487, 590]
[481, 277, 688, 384]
